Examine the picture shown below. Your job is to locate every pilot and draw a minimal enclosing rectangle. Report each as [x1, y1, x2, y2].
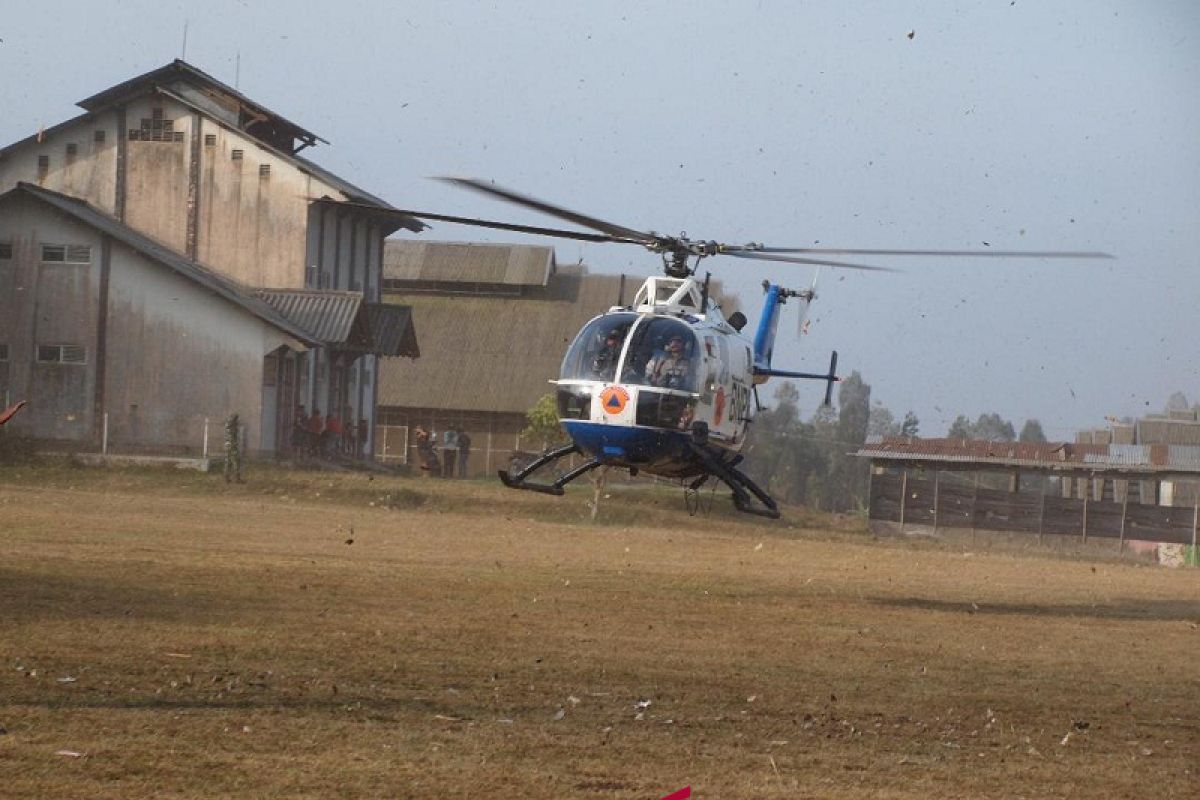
[591, 328, 624, 379]
[646, 334, 691, 389]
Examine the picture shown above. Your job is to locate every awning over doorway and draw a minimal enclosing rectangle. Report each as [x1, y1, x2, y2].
[255, 289, 418, 357]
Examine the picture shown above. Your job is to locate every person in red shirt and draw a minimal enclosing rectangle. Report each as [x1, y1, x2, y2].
[324, 412, 343, 457]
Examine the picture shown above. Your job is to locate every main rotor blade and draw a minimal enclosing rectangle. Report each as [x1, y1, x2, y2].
[725, 250, 900, 273]
[436, 177, 659, 245]
[724, 245, 1114, 259]
[334, 200, 637, 244]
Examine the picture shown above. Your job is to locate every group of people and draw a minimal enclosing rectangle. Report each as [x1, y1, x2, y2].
[413, 425, 472, 478]
[291, 405, 354, 458]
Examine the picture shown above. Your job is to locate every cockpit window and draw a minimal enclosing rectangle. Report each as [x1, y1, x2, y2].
[623, 318, 698, 393]
[560, 313, 637, 382]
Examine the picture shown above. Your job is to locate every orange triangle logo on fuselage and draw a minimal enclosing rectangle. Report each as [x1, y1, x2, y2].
[599, 385, 630, 415]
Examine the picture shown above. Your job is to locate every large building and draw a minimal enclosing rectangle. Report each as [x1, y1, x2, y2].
[0, 60, 420, 457]
[375, 240, 627, 474]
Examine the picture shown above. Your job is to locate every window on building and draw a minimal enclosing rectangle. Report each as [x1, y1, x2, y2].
[37, 155, 49, 177]
[259, 163, 271, 178]
[37, 344, 87, 364]
[0, 242, 12, 260]
[41, 244, 92, 264]
[0, 344, 9, 362]
[231, 149, 244, 161]
[93, 129, 106, 144]
[129, 107, 181, 143]
[204, 133, 216, 146]
[65, 142, 78, 161]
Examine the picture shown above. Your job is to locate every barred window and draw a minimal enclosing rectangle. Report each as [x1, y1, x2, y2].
[0, 241, 12, 260]
[231, 149, 244, 161]
[129, 108, 181, 143]
[41, 243, 92, 264]
[37, 155, 49, 177]
[204, 133, 216, 146]
[93, 129, 106, 144]
[37, 344, 87, 364]
[259, 163, 271, 178]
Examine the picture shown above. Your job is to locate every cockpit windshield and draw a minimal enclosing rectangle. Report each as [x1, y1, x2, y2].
[560, 313, 637, 382]
[622, 318, 698, 393]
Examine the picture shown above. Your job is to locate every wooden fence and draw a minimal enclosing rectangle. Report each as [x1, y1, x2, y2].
[870, 471, 1199, 548]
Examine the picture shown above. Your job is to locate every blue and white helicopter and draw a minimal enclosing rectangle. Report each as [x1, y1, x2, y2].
[396, 179, 1109, 518]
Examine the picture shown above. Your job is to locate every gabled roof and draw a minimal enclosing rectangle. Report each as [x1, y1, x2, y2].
[77, 59, 325, 154]
[0, 60, 405, 212]
[384, 240, 556, 286]
[3, 183, 315, 344]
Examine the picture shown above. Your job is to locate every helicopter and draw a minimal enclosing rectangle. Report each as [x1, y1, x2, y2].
[372, 178, 1111, 518]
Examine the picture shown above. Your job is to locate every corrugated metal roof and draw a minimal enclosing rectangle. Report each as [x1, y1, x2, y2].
[1167, 445, 1200, 469]
[255, 290, 362, 344]
[366, 303, 418, 358]
[858, 436, 1200, 475]
[383, 240, 555, 286]
[1084, 443, 1151, 465]
[7, 183, 314, 344]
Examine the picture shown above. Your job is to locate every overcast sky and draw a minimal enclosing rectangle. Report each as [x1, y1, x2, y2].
[2, 1, 1196, 439]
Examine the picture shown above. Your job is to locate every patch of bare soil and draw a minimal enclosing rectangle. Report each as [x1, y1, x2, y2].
[0, 468, 1196, 798]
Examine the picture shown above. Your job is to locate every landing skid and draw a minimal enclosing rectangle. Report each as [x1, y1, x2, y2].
[498, 443, 604, 495]
[683, 445, 780, 519]
[498, 441, 781, 520]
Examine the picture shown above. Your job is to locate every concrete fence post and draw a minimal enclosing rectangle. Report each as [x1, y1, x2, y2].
[102, 412, 109, 455]
[202, 417, 209, 459]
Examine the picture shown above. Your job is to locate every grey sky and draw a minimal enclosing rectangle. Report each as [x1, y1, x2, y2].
[3, 1, 1196, 438]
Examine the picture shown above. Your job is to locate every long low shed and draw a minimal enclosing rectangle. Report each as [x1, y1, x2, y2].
[857, 437, 1200, 551]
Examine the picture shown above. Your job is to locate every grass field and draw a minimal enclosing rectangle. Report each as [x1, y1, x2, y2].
[1, 462, 1197, 799]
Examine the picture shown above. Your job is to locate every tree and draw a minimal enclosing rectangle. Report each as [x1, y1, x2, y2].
[948, 415, 973, 439]
[947, 412, 1015, 441]
[520, 394, 569, 450]
[867, 402, 900, 438]
[1166, 391, 1190, 413]
[1018, 419, 1047, 443]
[900, 411, 919, 437]
[744, 383, 826, 506]
[973, 412, 1016, 442]
[822, 371, 871, 512]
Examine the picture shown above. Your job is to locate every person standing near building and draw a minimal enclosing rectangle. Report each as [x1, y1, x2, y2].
[457, 428, 472, 478]
[308, 407, 324, 456]
[324, 410, 343, 457]
[291, 405, 309, 455]
[442, 426, 458, 478]
[224, 412, 244, 483]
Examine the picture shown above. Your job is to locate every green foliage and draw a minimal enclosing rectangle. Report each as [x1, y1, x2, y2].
[947, 412, 1016, 442]
[1018, 418, 1047, 443]
[743, 383, 827, 506]
[520, 393, 569, 450]
[867, 402, 899, 438]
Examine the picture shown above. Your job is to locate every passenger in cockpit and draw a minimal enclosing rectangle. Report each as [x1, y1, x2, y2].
[591, 328, 624, 380]
[645, 335, 691, 389]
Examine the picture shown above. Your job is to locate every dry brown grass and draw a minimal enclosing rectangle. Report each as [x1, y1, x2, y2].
[1, 463, 1197, 799]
